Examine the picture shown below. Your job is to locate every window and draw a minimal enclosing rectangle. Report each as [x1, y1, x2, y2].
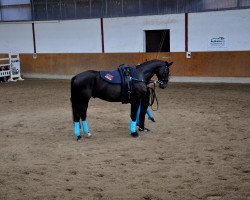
[76, 0, 90, 18]
[145, 30, 170, 52]
[202, 0, 237, 10]
[239, 0, 250, 7]
[0, 0, 31, 21]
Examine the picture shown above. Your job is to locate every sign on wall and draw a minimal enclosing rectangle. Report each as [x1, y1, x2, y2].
[207, 36, 228, 50]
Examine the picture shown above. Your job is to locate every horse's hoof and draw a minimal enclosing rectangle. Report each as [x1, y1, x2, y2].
[139, 127, 150, 132]
[131, 131, 139, 138]
[149, 117, 155, 122]
[76, 135, 82, 141]
[84, 132, 92, 138]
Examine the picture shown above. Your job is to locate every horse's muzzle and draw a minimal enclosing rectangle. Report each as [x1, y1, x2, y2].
[159, 83, 167, 89]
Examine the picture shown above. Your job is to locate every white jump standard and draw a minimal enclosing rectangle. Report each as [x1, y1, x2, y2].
[0, 54, 23, 82]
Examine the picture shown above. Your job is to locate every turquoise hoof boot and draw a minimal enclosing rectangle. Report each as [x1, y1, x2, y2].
[82, 120, 92, 138]
[74, 122, 81, 139]
[130, 119, 138, 137]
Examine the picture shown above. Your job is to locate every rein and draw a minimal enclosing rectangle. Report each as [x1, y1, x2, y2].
[148, 83, 159, 111]
[131, 77, 167, 85]
[131, 64, 169, 111]
[131, 78, 167, 111]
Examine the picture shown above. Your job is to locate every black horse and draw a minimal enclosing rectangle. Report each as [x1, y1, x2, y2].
[71, 59, 173, 139]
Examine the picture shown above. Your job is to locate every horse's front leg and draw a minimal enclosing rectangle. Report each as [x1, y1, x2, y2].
[138, 88, 150, 131]
[130, 100, 140, 137]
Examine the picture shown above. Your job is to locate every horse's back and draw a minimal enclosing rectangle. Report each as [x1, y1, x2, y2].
[71, 70, 98, 86]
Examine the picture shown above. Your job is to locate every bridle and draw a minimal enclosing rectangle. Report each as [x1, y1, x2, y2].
[131, 65, 170, 111]
[132, 65, 169, 84]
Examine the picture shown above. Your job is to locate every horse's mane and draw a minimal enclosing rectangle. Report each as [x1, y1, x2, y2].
[136, 59, 166, 69]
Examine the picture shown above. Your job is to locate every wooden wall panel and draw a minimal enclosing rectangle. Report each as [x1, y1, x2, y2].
[1, 51, 249, 77]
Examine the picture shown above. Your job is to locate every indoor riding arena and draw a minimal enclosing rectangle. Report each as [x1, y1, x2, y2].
[0, 1, 249, 200]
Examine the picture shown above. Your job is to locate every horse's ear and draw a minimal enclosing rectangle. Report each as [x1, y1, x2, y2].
[166, 61, 173, 67]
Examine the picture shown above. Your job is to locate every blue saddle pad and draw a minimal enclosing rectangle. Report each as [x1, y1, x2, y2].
[100, 70, 122, 84]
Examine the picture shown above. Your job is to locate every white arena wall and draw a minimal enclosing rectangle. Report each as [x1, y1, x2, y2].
[0, 23, 33, 53]
[189, 9, 250, 52]
[0, 9, 249, 53]
[104, 13, 185, 52]
[35, 19, 102, 53]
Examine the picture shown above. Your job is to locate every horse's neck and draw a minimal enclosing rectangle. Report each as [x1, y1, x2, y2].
[137, 64, 158, 82]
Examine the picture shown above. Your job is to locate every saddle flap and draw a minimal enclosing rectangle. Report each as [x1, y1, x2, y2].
[100, 70, 122, 84]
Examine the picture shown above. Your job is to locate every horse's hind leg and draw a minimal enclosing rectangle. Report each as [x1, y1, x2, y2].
[79, 99, 92, 138]
[71, 98, 91, 139]
[71, 77, 82, 140]
[71, 101, 82, 140]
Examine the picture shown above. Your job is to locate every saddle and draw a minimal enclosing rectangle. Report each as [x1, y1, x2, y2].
[100, 64, 139, 104]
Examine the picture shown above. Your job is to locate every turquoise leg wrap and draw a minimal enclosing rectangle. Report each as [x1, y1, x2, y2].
[130, 119, 136, 133]
[82, 120, 89, 135]
[136, 105, 141, 124]
[74, 122, 81, 137]
[146, 107, 154, 119]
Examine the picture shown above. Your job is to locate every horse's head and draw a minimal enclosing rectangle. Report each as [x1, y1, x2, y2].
[136, 59, 173, 88]
[156, 61, 173, 89]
